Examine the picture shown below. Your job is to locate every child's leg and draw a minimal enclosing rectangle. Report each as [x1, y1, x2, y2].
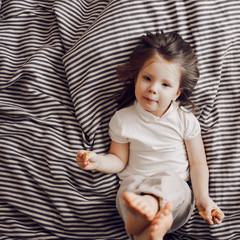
[134, 202, 173, 240]
[122, 191, 159, 235]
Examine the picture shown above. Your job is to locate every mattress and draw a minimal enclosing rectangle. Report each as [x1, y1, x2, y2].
[0, 0, 240, 239]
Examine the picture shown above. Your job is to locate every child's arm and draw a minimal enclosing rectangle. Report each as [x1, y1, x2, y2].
[185, 133, 224, 225]
[76, 140, 129, 174]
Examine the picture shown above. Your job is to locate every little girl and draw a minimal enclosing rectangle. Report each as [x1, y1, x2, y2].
[76, 31, 224, 240]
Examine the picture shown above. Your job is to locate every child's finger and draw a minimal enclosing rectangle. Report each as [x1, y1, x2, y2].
[83, 160, 89, 166]
[207, 218, 214, 225]
[78, 160, 89, 169]
[205, 206, 213, 220]
[212, 209, 224, 224]
[82, 152, 90, 161]
[213, 217, 222, 225]
[199, 211, 213, 224]
[76, 158, 84, 167]
[76, 151, 85, 162]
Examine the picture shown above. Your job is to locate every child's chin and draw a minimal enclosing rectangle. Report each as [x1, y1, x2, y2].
[145, 107, 157, 115]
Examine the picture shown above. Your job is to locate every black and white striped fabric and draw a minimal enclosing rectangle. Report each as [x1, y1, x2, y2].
[0, 0, 239, 239]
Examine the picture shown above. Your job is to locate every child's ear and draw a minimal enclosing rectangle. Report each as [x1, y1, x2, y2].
[174, 88, 183, 101]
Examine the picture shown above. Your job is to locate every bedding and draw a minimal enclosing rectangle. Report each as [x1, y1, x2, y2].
[0, 0, 240, 239]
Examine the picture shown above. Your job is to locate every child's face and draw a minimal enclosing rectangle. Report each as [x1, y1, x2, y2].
[135, 55, 182, 117]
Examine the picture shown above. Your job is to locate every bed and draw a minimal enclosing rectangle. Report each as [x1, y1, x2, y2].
[0, 0, 240, 239]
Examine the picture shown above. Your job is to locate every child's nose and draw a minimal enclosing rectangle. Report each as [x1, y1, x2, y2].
[148, 84, 157, 94]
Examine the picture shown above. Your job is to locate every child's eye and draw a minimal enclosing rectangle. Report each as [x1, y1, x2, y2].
[162, 83, 169, 87]
[143, 76, 151, 81]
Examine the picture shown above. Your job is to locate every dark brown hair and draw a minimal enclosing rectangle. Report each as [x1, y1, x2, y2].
[116, 31, 199, 111]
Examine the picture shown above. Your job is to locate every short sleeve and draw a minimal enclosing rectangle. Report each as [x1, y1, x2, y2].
[109, 112, 129, 144]
[182, 111, 201, 140]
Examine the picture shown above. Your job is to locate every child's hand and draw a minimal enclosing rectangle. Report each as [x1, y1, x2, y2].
[197, 197, 224, 225]
[76, 150, 99, 171]
[199, 209, 224, 225]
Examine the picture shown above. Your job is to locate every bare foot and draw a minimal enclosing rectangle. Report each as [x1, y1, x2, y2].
[123, 192, 159, 235]
[150, 202, 173, 239]
[134, 201, 173, 240]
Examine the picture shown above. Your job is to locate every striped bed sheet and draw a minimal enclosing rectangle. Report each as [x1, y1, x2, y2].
[0, 0, 239, 239]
